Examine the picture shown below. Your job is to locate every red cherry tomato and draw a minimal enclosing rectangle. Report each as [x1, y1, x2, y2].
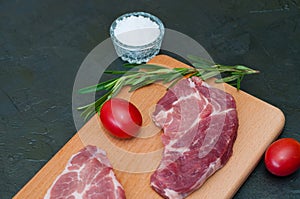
[264, 138, 300, 176]
[100, 98, 142, 139]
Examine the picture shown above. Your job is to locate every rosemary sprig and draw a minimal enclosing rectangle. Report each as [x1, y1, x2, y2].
[77, 56, 259, 120]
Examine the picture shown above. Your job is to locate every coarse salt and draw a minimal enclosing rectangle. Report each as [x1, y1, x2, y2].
[114, 15, 160, 46]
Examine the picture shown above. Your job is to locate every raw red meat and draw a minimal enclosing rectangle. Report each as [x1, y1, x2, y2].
[44, 145, 126, 199]
[151, 76, 238, 199]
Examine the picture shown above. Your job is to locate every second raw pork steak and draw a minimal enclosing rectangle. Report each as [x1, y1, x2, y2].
[44, 145, 126, 199]
[151, 76, 238, 199]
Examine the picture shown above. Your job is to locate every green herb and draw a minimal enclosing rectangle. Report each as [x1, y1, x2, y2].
[78, 55, 259, 120]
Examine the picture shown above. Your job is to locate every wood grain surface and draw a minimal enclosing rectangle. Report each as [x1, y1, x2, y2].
[14, 55, 285, 199]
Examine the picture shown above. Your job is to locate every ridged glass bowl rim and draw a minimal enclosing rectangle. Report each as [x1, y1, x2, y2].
[110, 12, 165, 50]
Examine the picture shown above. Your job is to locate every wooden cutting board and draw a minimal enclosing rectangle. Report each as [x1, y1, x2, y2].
[14, 55, 285, 199]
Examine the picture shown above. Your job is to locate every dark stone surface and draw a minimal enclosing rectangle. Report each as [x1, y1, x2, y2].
[0, 0, 299, 198]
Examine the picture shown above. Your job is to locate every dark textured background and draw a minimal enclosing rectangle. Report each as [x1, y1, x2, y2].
[1, 0, 299, 198]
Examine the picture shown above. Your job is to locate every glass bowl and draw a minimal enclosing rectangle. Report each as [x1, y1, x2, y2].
[110, 12, 165, 64]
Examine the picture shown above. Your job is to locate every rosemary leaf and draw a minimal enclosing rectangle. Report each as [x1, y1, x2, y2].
[135, 64, 166, 70]
[163, 72, 183, 83]
[236, 75, 244, 90]
[201, 71, 221, 80]
[129, 79, 157, 92]
[104, 70, 132, 75]
[78, 78, 118, 94]
[131, 75, 147, 86]
[216, 75, 239, 83]
[191, 62, 213, 69]
[123, 63, 139, 67]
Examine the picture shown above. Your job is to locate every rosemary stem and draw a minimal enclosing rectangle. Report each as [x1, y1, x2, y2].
[77, 56, 259, 120]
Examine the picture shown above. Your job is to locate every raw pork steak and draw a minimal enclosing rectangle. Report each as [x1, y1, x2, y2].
[44, 145, 125, 199]
[151, 76, 238, 199]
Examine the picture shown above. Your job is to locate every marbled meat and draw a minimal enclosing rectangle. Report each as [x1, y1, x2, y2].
[151, 76, 238, 199]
